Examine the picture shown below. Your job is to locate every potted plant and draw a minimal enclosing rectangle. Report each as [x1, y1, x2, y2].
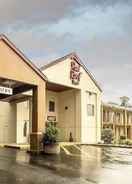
[42, 122, 60, 154]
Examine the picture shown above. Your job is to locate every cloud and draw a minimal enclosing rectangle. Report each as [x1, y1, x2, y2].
[0, 0, 132, 27]
[0, 0, 83, 27]
[0, 0, 132, 103]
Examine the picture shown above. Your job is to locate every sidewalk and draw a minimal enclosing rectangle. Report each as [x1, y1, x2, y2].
[0, 143, 30, 150]
[83, 143, 132, 149]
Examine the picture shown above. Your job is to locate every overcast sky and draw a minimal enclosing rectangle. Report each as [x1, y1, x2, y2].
[0, 0, 132, 103]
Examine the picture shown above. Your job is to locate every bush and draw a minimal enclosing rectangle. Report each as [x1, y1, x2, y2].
[119, 139, 132, 145]
[101, 128, 113, 144]
[125, 140, 132, 145]
[119, 135, 126, 144]
[120, 135, 126, 140]
[42, 122, 59, 145]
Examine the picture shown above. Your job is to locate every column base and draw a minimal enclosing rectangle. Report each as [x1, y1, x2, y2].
[30, 132, 43, 153]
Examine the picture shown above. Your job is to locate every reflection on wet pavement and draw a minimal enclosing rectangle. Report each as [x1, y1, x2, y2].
[0, 145, 132, 184]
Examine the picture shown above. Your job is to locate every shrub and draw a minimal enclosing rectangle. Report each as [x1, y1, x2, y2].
[42, 122, 59, 145]
[120, 139, 132, 145]
[120, 135, 126, 140]
[119, 135, 126, 144]
[101, 128, 113, 144]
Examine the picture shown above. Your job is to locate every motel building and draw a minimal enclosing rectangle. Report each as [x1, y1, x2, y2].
[102, 98, 132, 142]
[0, 35, 102, 152]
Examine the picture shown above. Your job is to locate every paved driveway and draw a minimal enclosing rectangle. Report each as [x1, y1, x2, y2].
[0, 145, 132, 184]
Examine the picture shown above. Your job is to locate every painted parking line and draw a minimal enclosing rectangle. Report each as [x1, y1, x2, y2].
[61, 144, 98, 160]
[69, 145, 97, 159]
[73, 145, 92, 156]
[61, 145, 80, 157]
[61, 145, 81, 157]
[61, 145, 71, 155]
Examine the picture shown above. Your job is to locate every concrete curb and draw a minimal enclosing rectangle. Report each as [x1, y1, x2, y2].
[4, 145, 20, 149]
[81, 143, 132, 149]
[0, 144, 30, 150]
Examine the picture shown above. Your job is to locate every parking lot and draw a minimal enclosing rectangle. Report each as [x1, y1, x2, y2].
[0, 145, 132, 184]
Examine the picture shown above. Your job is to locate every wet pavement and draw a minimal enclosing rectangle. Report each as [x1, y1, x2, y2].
[0, 145, 132, 184]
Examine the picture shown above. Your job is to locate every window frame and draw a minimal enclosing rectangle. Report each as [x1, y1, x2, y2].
[49, 101, 55, 112]
[87, 104, 95, 116]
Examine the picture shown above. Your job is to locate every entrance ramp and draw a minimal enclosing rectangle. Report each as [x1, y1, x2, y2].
[60, 142, 97, 159]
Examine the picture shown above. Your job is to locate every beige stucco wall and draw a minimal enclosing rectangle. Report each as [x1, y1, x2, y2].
[0, 38, 46, 131]
[0, 101, 16, 143]
[46, 90, 59, 123]
[46, 89, 81, 141]
[58, 90, 76, 141]
[43, 58, 100, 93]
[0, 39, 46, 150]
[0, 40, 44, 86]
[79, 66, 101, 143]
[43, 57, 101, 143]
[0, 38, 101, 144]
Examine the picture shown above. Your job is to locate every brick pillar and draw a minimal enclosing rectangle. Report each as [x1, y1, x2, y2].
[30, 82, 45, 153]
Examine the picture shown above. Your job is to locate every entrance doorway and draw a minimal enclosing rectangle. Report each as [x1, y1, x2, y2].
[16, 101, 31, 144]
[0, 78, 33, 145]
[127, 127, 131, 139]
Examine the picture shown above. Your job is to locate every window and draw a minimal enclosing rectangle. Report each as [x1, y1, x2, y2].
[49, 101, 55, 112]
[103, 110, 106, 122]
[87, 104, 94, 116]
[116, 112, 121, 123]
[107, 111, 110, 122]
